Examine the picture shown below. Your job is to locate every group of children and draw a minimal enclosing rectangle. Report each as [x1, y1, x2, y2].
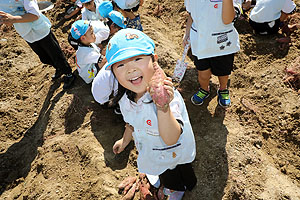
[0, 0, 298, 199]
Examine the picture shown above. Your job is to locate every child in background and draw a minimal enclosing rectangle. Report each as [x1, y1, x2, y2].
[0, 0, 75, 89]
[70, 20, 108, 84]
[243, 0, 296, 35]
[113, 0, 143, 31]
[108, 29, 197, 199]
[81, 0, 104, 21]
[92, 6, 127, 110]
[98, 1, 127, 36]
[64, 0, 82, 20]
[91, 66, 119, 112]
[184, 0, 240, 107]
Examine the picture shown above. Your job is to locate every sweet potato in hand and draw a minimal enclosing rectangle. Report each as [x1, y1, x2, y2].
[149, 62, 170, 108]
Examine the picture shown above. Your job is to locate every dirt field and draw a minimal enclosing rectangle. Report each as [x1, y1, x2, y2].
[0, 0, 300, 199]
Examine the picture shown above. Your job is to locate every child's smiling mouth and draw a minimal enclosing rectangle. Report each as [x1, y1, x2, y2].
[129, 76, 143, 85]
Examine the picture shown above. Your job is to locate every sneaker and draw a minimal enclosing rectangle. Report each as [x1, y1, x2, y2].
[63, 74, 75, 89]
[114, 105, 121, 115]
[52, 69, 63, 80]
[217, 89, 231, 107]
[191, 88, 210, 105]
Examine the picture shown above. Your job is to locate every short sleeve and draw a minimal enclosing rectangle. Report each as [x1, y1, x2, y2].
[81, 8, 88, 20]
[83, 50, 100, 64]
[185, 0, 191, 13]
[282, 0, 296, 14]
[169, 90, 184, 126]
[91, 67, 118, 104]
[24, 0, 40, 16]
[75, 0, 83, 7]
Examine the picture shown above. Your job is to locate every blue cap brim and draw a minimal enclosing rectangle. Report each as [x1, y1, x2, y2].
[105, 49, 153, 70]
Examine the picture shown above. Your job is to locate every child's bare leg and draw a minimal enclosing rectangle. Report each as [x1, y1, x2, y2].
[198, 69, 212, 91]
[218, 75, 229, 90]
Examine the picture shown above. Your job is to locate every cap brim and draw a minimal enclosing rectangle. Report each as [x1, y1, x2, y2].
[105, 49, 153, 70]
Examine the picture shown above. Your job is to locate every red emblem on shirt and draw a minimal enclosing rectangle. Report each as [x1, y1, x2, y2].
[146, 120, 152, 126]
[214, 4, 218, 8]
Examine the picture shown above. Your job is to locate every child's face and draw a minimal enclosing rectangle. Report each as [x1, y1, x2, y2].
[83, 0, 95, 11]
[112, 55, 156, 98]
[81, 26, 96, 44]
[109, 24, 121, 36]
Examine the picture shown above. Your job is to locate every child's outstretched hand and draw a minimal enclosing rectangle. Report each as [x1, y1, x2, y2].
[113, 124, 133, 154]
[113, 138, 126, 154]
[0, 11, 14, 26]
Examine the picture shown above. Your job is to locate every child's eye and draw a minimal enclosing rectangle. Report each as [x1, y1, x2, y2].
[135, 57, 143, 61]
[116, 63, 124, 68]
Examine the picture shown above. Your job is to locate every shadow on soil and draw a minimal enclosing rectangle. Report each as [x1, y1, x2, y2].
[0, 81, 63, 195]
[179, 81, 229, 199]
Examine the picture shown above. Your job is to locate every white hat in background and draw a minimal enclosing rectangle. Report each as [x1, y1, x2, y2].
[113, 0, 140, 9]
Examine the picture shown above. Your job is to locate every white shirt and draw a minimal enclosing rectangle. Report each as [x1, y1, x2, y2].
[81, 0, 104, 21]
[250, 0, 296, 23]
[91, 67, 118, 104]
[90, 21, 110, 44]
[76, 44, 100, 84]
[0, 0, 51, 43]
[119, 90, 196, 175]
[75, 0, 82, 7]
[185, 0, 240, 59]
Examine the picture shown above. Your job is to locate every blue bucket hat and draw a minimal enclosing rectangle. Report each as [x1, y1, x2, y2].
[108, 11, 127, 29]
[98, 1, 113, 18]
[81, 0, 93, 3]
[70, 20, 90, 40]
[105, 28, 155, 69]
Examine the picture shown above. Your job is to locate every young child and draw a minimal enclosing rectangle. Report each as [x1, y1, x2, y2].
[64, 0, 83, 20]
[91, 65, 119, 112]
[244, 0, 296, 35]
[81, 0, 104, 21]
[0, 0, 75, 89]
[184, 0, 240, 107]
[70, 20, 108, 84]
[98, 1, 127, 35]
[108, 29, 197, 199]
[112, 0, 143, 31]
